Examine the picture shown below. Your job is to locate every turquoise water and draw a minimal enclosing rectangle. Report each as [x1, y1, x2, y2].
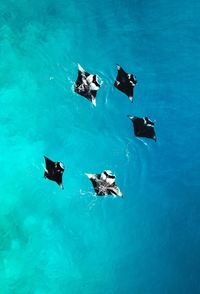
[0, 0, 200, 293]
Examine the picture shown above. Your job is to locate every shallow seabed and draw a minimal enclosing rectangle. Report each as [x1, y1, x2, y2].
[0, 0, 200, 293]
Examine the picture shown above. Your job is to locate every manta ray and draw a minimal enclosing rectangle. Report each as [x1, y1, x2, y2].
[74, 64, 101, 106]
[85, 170, 123, 197]
[44, 156, 65, 189]
[127, 115, 157, 141]
[114, 64, 137, 102]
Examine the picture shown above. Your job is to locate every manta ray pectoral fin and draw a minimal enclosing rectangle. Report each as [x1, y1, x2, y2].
[118, 191, 123, 197]
[91, 97, 96, 107]
[116, 80, 120, 86]
[115, 186, 123, 197]
[116, 64, 121, 70]
[127, 115, 134, 120]
[78, 64, 85, 73]
[85, 173, 95, 179]
[129, 96, 133, 103]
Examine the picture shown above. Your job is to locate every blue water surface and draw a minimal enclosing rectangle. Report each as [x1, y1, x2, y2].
[0, 0, 200, 293]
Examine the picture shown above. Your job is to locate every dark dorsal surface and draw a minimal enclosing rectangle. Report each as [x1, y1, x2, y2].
[85, 170, 123, 197]
[74, 64, 101, 106]
[44, 156, 65, 189]
[127, 115, 157, 141]
[114, 64, 137, 102]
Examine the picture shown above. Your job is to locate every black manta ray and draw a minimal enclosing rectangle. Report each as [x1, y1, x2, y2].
[74, 64, 101, 106]
[127, 115, 157, 141]
[114, 64, 137, 102]
[44, 156, 65, 189]
[85, 170, 123, 197]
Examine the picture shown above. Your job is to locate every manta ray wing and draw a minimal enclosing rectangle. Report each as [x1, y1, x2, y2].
[44, 156, 55, 174]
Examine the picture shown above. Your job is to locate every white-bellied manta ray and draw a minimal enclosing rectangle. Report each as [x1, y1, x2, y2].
[74, 64, 101, 106]
[127, 115, 157, 141]
[114, 64, 137, 102]
[85, 170, 123, 197]
[44, 156, 65, 189]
